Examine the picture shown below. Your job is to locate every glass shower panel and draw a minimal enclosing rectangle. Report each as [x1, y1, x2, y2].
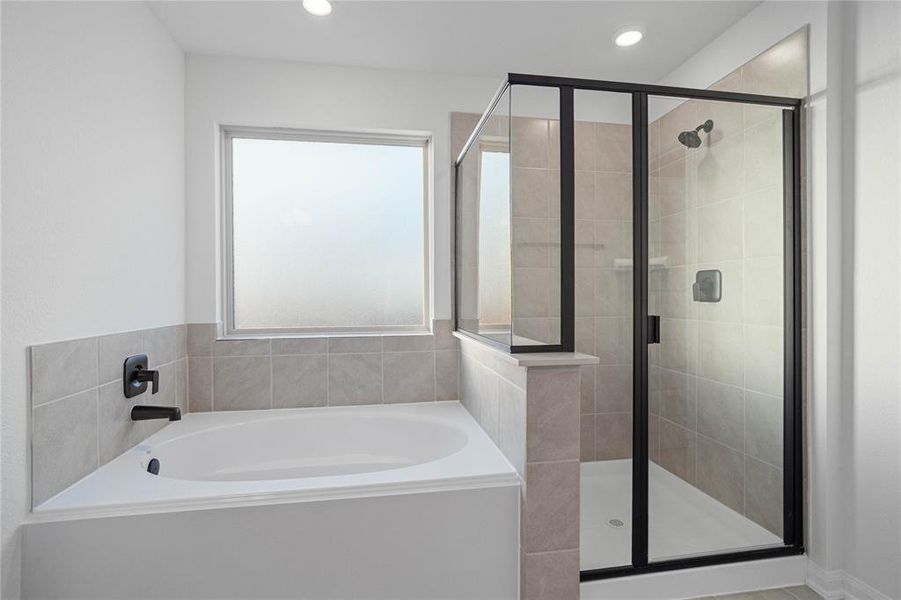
[455, 88, 512, 346]
[574, 89, 634, 571]
[509, 85, 561, 347]
[647, 95, 786, 561]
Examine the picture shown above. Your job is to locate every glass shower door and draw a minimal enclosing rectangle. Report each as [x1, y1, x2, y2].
[646, 94, 791, 561]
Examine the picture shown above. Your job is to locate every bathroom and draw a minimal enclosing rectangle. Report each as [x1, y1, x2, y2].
[2, 1, 900, 599]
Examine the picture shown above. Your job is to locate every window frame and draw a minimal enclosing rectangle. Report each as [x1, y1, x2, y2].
[220, 125, 432, 337]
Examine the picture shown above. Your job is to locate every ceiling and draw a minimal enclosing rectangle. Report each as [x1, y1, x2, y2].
[148, 1, 761, 82]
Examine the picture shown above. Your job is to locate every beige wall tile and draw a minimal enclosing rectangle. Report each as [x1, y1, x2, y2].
[698, 321, 744, 387]
[31, 338, 98, 407]
[514, 268, 550, 317]
[512, 167, 549, 219]
[143, 326, 180, 366]
[515, 218, 552, 268]
[327, 336, 382, 354]
[595, 365, 632, 413]
[521, 549, 580, 600]
[595, 317, 630, 365]
[595, 412, 632, 460]
[527, 368, 580, 462]
[745, 390, 783, 467]
[270, 337, 328, 355]
[574, 121, 596, 171]
[698, 196, 743, 262]
[697, 379, 745, 450]
[575, 170, 595, 220]
[580, 415, 596, 462]
[498, 379, 526, 476]
[595, 172, 631, 220]
[33, 389, 99, 506]
[98, 382, 143, 464]
[522, 461, 580, 552]
[659, 155, 687, 216]
[186, 323, 215, 357]
[98, 331, 143, 385]
[659, 419, 695, 484]
[660, 369, 697, 429]
[744, 186, 784, 258]
[328, 353, 382, 406]
[512, 117, 548, 168]
[745, 456, 784, 537]
[697, 133, 744, 205]
[212, 338, 270, 357]
[272, 355, 328, 408]
[696, 436, 744, 512]
[744, 325, 784, 396]
[594, 221, 628, 268]
[595, 123, 631, 172]
[432, 319, 458, 350]
[435, 350, 459, 401]
[383, 351, 435, 403]
[744, 257, 784, 327]
[744, 117, 783, 194]
[213, 356, 271, 410]
[188, 357, 212, 412]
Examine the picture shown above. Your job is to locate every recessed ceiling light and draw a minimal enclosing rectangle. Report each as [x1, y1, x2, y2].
[303, 0, 332, 16]
[614, 28, 643, 48]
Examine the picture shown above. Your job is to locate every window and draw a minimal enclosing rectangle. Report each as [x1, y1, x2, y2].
[222, 127, 430, 335]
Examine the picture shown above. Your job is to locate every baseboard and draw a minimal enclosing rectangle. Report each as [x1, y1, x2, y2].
[806, 560, 894, 600]
[843, 572, 893, 600]
[807, 560, 844, 600]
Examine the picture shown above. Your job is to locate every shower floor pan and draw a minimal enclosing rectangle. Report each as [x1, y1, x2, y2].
[581, 459, 781, 570]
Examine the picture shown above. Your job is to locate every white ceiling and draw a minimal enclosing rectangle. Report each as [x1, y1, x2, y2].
[148, 1, 761, 82]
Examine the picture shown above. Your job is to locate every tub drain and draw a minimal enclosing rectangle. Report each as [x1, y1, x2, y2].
[607, 519, 624, 529]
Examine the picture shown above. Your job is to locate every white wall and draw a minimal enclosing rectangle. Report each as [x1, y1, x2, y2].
[0, 3, 185, 597]
[842, 2, 901, 598]
[185, 55, 507, 324]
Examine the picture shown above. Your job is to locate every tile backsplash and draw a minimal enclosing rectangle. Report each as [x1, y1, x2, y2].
[185, 320, 458, 412]
[30, 325, 187, 506]
[29, 319, 459, 508]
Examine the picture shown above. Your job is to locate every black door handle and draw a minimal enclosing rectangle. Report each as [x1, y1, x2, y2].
[648, 315, 660, 344]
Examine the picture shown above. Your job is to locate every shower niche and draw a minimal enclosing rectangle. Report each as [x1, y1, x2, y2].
[454, 74, 803, 579]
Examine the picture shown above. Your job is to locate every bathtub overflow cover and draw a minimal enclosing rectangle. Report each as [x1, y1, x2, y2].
[147, 458, 160, 476]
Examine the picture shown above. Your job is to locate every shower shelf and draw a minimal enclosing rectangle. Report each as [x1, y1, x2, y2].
[613, 256, 669, 270]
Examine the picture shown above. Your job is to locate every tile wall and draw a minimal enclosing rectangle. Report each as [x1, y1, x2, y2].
[185, 320, 459, 411]
[30, 324, 187, 506]
[571, 119, 635, 462]
[458, 334, 582, 600]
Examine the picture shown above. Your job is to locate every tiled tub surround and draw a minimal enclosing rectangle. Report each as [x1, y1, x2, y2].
[458, 333, 594, 600]
[30, 325, 187, 506]
[185, 320, 459, 412]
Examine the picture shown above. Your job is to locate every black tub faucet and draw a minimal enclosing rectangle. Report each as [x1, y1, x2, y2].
[123, 354, 158, 398]
[131, 405, 181, 422]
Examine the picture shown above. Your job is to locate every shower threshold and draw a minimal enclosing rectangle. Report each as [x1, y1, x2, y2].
[581, 460, 781, 570]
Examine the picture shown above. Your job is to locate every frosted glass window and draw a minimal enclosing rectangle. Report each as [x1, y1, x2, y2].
[477, 150, 511, 330]
[226, 131, 427, 333]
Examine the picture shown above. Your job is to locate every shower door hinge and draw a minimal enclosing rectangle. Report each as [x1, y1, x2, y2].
[648, 315, 660, 344]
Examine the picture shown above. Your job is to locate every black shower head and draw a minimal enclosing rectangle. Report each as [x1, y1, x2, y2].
[677, 119, 714, 148]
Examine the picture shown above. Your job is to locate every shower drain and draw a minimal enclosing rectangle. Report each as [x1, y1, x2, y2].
[607, 518, 625, 529]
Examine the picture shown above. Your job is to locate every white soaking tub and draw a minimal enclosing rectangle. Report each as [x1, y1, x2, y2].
[24, 402, 520, 600]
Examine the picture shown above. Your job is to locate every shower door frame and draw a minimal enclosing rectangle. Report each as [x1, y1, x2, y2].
[502, 73, 805, 580]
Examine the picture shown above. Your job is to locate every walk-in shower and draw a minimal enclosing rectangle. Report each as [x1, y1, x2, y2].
[453, 72, 803, 579]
